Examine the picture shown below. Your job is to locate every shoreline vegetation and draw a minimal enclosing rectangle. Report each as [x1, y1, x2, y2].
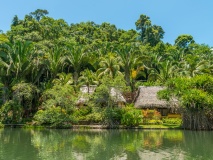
[1, 124, 181, 130]
[0, 9, 213, 130]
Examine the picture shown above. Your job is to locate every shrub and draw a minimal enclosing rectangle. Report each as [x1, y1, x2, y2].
[0, 122, 4, 128]
[34, 106, 77, 128]
[162, 118, 182, 125]
[85, 112, 103, 123]
[121, 104, 142, 127]
[103, 107, 122, 126]
[41, 84, 76, 111]
[0, 100, 23, 124]
[142, 109, 161, 124]
[147, 119, 163, 125]
[73, 107, 92, 121]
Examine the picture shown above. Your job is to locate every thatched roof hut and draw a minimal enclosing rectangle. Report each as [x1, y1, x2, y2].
[79, 85, 96, 94]
[76, 85, 97, 106]
[76, 85, 126, 106]
[110, 87, 126, 103]
[134, 86, 176, 109]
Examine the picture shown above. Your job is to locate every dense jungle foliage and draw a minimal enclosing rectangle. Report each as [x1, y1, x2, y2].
[0, 9, 213, 129]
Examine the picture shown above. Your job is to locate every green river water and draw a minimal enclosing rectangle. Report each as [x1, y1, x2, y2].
[0, 128, 212, 160]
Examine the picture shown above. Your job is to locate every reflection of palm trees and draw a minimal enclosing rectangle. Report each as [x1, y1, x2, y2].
[28, 130, 187, 160]
[30, 130, 143, 160]
[0, 129, 40, 160]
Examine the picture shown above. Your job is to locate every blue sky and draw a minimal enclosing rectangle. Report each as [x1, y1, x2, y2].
[1, 0, 213, 46]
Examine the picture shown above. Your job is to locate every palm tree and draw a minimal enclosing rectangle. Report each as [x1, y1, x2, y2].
[97, 53, 121, 79]
[89, 42, 115, 71]
[0, 82, 9, 104]
[52, 72, 73, 86]
[116, 44, 144, 92]
[78, 69, 98, 93]
[177, 55, 208, 77]
[135, 14, 151, 43]
[116, 44, 136, 85]
[142, 52, 163, 81]
[30, 50, 47, 85]
[66, 45, 88, 84]
[148, 60, 177, 83]
[46, 46, 66, 79]
[0, 41, 34, 83]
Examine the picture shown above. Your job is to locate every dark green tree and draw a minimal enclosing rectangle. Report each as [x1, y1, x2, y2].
[11, 15, 19, 26]
[175, 34, 195, 49]
[135, 14, 164, 46]
[30, 9, 49, 21]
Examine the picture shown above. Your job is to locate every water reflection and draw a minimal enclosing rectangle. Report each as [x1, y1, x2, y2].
[0, 129, 212, 160]
[0, 128, 40, 160]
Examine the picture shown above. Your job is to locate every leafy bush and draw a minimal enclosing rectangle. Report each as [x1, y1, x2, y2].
[0, 100, 23, 123]
[162, 118, 182, 125]
[85, 112, 103, 123]
[41, 84, 76, 110]
[34, 106, 77, 128]
[103, 107, 122, 126]
[142, 109, 161, 124]
[73, 107, 92, 119]
[121, 105, 142, 126]
[91, 75, 129, 108]
[0, 122, 4, 128]
[147, 119, 163, 125]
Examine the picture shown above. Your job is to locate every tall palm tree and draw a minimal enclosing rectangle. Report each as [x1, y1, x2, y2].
[116, 44, 143, 92]
[0, 41, 34, 83]
[142, 52, 163, 81]
[52, 72, 73, 86]
[30, 49, 47, 85]
[97, 53, 121, 79]
[66, 45, 88, 84]
[46, 46, 66, 79]
[89, 42, 115, 71]
[116, 45, 136, 85]
[177, 55, 208, 77]
[78, 69, 99, 93]
[148, 60, 177, 83]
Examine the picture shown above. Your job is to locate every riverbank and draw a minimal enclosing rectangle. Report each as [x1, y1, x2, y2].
[71, 124, 181, 129]
[1, 123, 182, 129]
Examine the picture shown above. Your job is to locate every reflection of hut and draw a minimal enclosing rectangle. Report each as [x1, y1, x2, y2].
[76, 85, 96, 106]
[134, 86, 180, 117]
[110, 87, 126, 107]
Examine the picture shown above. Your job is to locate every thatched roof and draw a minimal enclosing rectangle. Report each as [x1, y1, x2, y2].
[110, 87, 126, 103]
[76, 85, 126, 105]
[76, 85, 97, 106]
[134, 86, 170, 109]
[79, 85, 96, 94]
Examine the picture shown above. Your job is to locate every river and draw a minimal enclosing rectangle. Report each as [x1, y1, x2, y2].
[0, 128, 212, 160]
